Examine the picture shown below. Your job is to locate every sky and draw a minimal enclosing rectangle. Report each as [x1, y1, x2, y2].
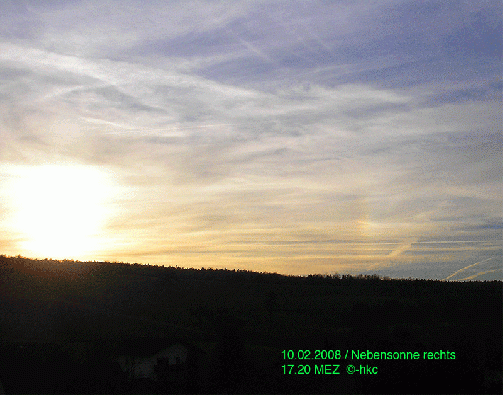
[0, 0, 501, 280]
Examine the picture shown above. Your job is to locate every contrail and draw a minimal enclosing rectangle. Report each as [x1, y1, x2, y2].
[388, 238, 416, 257]
[238, 37, 274, 63]
[414, 241, 482, 244]
[456, 268, 502, 281]
[364, 238, 417, 271]
[444, 257, 496, 280]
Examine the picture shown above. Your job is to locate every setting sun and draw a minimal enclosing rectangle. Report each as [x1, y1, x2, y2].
[3, 164, 119, 260]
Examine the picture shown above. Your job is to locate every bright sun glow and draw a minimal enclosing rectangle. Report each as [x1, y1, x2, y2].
[3, 164, 119, 260]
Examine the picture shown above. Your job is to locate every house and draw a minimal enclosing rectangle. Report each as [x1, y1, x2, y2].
[114, 337, 206, 391]
[116, 342, 188, 380]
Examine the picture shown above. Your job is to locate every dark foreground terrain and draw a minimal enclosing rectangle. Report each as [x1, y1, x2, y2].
[0, 255, 501, 394]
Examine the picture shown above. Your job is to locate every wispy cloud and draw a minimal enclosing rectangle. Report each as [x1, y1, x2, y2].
[0, 0, 501, 278]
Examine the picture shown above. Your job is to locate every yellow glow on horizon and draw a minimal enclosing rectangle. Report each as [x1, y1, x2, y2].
[3, 163, 119, 260]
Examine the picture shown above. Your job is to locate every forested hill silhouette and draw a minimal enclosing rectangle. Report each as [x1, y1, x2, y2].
[0, 254, 501, 394]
